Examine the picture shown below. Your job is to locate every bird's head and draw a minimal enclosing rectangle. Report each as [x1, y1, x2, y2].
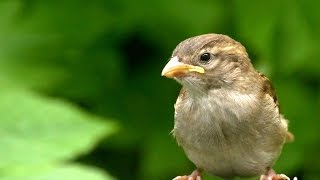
[162, 34, 253, 93]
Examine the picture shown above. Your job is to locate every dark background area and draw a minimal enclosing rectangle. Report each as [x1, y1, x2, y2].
[0, 0, 319, 180]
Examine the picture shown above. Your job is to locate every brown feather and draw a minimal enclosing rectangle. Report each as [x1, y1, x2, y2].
[258, 72, 279, 108]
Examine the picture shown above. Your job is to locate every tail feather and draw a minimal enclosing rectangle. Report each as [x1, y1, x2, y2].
[286, 131, 294, 143]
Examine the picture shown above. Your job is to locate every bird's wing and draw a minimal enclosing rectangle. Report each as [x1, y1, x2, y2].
[258, 72, 294, 143]
[258, 72, 279, 109]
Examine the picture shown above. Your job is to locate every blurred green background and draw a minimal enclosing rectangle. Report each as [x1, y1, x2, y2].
[0, 0, 319, 180]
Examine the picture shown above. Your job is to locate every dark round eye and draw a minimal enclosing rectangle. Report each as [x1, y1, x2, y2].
[199, 53, 211, 62]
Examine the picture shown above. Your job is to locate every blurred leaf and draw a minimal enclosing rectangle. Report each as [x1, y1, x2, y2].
[1, 163, 114, 180]
[0, 88, 118, 170]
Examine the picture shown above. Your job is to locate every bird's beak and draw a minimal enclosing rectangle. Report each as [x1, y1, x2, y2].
[161, 56, 205, 78]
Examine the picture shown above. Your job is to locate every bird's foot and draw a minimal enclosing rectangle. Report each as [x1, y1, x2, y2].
[173, 169, 202, 180]
[260, 174, 290, 180]
[260, 169, 290, 180]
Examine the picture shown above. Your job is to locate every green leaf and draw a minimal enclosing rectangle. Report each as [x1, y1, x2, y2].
[1, 163, 115, 180]
[0, 88, 118, 169]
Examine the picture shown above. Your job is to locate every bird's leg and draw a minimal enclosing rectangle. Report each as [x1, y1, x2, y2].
[173, 169, 202, 180]
[260, 168, 290, 180]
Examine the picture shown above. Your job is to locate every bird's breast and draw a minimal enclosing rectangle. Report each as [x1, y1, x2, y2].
[174, 89, 260, 148]
[173, 89, 286, 177]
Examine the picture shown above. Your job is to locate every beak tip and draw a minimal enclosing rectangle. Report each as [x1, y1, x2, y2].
[161, 70, 166, 77]
[161, 56, 180, 78]
[161, 72, 170, 78]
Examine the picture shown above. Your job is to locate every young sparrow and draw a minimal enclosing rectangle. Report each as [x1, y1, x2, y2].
[161, 34, 293, 180]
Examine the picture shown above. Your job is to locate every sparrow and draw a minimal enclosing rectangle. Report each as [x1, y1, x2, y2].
[161, 34, 294, 180]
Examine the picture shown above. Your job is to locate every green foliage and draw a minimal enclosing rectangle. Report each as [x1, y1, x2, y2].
[1, 164, 114, 180]
[0, 89, 117, 179]
[0, 0, 319, 180]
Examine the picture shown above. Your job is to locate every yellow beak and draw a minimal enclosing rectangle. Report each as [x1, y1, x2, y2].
[161, 56, 205, 78]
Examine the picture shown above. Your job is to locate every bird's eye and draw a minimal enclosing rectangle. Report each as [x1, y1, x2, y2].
[199, 53, 211, 63]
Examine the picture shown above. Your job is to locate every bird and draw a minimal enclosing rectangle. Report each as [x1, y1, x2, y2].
[161, 34, 294, 180]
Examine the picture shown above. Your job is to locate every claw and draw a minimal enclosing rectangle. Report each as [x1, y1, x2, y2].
[173, 169, 202, 180]
[260, 168, 292, 180]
